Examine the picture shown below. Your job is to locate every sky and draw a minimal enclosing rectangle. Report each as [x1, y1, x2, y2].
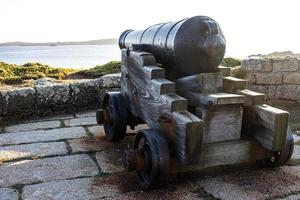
[1, 0, 300, 57]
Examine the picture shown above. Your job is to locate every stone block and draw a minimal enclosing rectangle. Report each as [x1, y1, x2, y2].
[35, 83, 71, 109]
[0, 154, 99, 187]
[97, 73, 121, 88]
[222, 77, 246, 93]
[273, 57, 299, 72]
[0, 142, 67, 162]
[283, 73, 300, 84]
[247, 85, 276, 99]
[1, 87, 35, 114]
[0, 188, 18, 200]
[276, 85, 300, 101]
[244, 74, 256, 84]
[256, 73, 282, 84]
[241, 57, 272, 72]
[5, 120, 61, 133]
[0, 127, 87, 146]
[70, 79, 99, 107]
[64, 116, 97, 127]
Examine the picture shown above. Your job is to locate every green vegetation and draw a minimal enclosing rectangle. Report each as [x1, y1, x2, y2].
[0, 62, 77, 84]
[0, 61, 121, 85]
[70, 61, 121, 79]
[221, 57, 241, 68]
[230, 66, 247, 79]
[220, 57, 245, 79]
[1, 57, 243, 85]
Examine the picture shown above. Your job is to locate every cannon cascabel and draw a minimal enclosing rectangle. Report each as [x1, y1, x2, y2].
[119, 16, 226, 78]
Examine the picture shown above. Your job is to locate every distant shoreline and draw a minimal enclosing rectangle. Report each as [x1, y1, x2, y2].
[0, 38, 118, 47]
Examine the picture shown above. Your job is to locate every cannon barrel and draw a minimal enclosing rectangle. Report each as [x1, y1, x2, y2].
[119, 16, 226, 77]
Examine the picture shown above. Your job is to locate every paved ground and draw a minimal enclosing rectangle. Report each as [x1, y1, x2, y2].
[0, 110, 300, 200]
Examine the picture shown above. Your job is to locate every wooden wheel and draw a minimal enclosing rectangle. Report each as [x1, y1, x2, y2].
[134, 129, 170, 189]
[266, 127, 294, 167]
[102, 92, 127, 141]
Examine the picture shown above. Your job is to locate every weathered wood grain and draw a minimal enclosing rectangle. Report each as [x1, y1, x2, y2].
[172, 140, 271, 173]
[196, 93, 244, 106]
[218, 66, 231, 77]
[143, 65, 165, 79]
[238, 89, 266, 106]
[195, 104, 243, 143]
[242, 104, 289, 151]
[121, 50, 203, 164]
[222, 76, 246, 93]
[175, 73, 222, 94]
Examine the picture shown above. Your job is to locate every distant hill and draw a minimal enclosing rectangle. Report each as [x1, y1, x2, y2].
[0, 38, 118, 46]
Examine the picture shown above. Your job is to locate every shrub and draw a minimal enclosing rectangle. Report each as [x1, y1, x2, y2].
[71, 61, 121, 78]
[231, 66, 247, 79]
[221, 57, 241, 68]
[0, 61, 78, 84]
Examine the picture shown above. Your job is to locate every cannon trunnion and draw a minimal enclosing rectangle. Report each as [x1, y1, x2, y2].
[96, 16, 294, 189]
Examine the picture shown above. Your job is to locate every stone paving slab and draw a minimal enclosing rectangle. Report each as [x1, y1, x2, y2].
[95, 149, 124, 173]
[276, 194, 300, 200]
[22, 172, 203, 200]
[289, 145, 300, 165]
[0, 127, 87, 146]
[39, 113, 74, 121]
[64, 117, 97, 127]
[0, 142, 67, 162]
[294, 134, 300, 145]
[68, 136, 133, 153]
[197, 166, 300, 200]
[0, 188, 19, 200]
[86, 125, 105, 136]
[4, 120, 61, 133]
[22, 173, 139, 200]
[0, 154, 99, 187]
[75, 110, 97, 118]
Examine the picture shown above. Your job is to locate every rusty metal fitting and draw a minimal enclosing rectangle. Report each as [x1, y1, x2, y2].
[96, 110, 110, 124]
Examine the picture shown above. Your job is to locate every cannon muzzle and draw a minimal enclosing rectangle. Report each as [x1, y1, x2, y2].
[119, 16, 226, 78]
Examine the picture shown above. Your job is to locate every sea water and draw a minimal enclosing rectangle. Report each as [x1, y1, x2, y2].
[0, 45, 120, 69]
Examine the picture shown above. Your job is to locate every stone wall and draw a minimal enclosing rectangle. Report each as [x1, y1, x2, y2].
[242, 56, 300, 102]
[0, 74, 120, 123]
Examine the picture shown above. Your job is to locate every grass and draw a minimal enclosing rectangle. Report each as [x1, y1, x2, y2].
[69, 61, 121, 79]
[0, 57, 239, 85]
[0, 61, 121, 85]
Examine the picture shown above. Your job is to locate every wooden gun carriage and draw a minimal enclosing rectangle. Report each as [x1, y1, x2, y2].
[96, 16, 294, 189]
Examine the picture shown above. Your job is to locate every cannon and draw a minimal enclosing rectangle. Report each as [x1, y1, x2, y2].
[96, 16, 294, 189]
